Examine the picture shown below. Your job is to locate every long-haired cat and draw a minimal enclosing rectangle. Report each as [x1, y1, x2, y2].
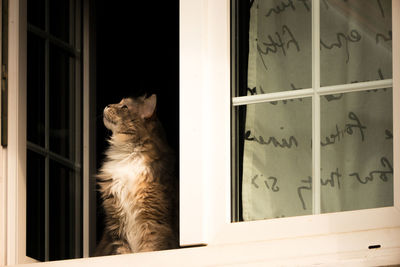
[95, 95, 178, 255]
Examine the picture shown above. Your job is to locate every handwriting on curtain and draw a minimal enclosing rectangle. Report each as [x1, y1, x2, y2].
[242, 0, 393, 220]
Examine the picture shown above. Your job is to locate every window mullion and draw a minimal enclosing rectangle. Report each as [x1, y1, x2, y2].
[232, 88, 314, 106]
[318, 79, 393, 95]
[27, 141, 81, 171]
[72, 0, 82, 258]
[27, 25, 79, 57]
[393, 0, 400, 210]
[68, 1, 76, 256]
[232, 78, 393, 107]
[312, 0, 321, 215]
[44, 0, 50, 260]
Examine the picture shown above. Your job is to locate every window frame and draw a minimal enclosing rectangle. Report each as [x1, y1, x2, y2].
[2, 0, 400, 266]
[26, 0, 83, 260]
[231, 0, 395, 220]
[5, 0, 34, 264]
[179, 0, 400, 250]
[0, 0, 6, 263]
[3, 0, 85, 263]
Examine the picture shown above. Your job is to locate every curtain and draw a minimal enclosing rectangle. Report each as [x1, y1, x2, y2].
[241, 0, 393, 220]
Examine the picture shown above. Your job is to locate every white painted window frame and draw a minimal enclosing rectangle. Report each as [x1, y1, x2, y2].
[2, 0, 400, 266]
[5, 0, 36, 264]
[179, 0, 400, 256]
[0, 0, 5, 264]
[3, 0, 85, 264]
[26, 0, 83, 260]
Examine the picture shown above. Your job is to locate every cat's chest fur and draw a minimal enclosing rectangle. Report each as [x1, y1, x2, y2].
[105, 155, 145, 189]
[100, 151, 148, 209]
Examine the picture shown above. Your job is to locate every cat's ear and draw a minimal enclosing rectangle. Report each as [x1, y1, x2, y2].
[141, 94, 157, 119]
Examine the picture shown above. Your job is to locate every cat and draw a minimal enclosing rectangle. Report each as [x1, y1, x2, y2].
[95, 94, 178, 255]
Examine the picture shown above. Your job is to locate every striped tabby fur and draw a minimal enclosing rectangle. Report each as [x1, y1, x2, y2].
[95, 95, 178, 255]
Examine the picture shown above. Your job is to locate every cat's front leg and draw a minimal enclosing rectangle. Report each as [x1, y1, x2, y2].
[94, 233, 132, 256]
[129, 220, 177, 252]
[114, 243, 132, 254]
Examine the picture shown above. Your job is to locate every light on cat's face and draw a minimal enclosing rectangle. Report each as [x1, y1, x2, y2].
[103, 95, 157, 134]
[103, 98, 135, 133]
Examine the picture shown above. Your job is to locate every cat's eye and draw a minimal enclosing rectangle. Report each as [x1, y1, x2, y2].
[121, 105, 128, 109]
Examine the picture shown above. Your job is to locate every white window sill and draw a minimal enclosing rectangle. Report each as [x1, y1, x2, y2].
[10, 227, 400, 266]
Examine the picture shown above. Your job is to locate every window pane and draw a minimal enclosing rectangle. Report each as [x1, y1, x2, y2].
[49, 160, 81, 260]
[28, 0, 45, 29]
[49, 0, 70, 43]
[241, 0, 311, 96]
[236, 98, 312, 221]
[26, 150, 45, 261]
[27, 32, 45, 146]
[49, 44, 71, 158]
[321, 88, 393, 212]
[320, 0, 392, 86]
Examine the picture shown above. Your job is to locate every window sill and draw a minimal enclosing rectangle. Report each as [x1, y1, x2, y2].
[10, 227, 400, 266]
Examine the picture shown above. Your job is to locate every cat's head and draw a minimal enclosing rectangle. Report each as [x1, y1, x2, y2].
[103, 94, 157, 135]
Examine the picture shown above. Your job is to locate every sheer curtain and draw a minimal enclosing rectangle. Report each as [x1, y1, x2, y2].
[241, 0, 393, 221]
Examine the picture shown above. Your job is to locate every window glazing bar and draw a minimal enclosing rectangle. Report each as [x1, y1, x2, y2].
[232, 88, 314, 106]
[27, 24, 80, 58]
[74, 0, 82, 258]
[1, 0, 8, 147]
[44, 0, 50, 258]
[232, 78, 392, 107]
[318, 79, 393, 95]
[312, 0, 321, 215]
[27, 141, 81, 171]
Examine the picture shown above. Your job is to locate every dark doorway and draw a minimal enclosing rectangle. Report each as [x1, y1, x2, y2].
[94, 1, 180, 248]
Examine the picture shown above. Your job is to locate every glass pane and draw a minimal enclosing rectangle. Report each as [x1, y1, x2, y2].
[27, 32, 45, 146]
[26, 150, 45, 261]
[49, 44, 71, 158]
[321, 88, 393, 212]
[236, 98, 312, 221]
[241, 0, 312, 96]
[320, 0, 392, 86]
[28, 0, 45, 29]
[49, 0, 70, 43]
[49, 160, 81, 260]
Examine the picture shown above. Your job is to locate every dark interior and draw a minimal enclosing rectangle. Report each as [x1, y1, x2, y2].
[94, 1, 180, 247]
